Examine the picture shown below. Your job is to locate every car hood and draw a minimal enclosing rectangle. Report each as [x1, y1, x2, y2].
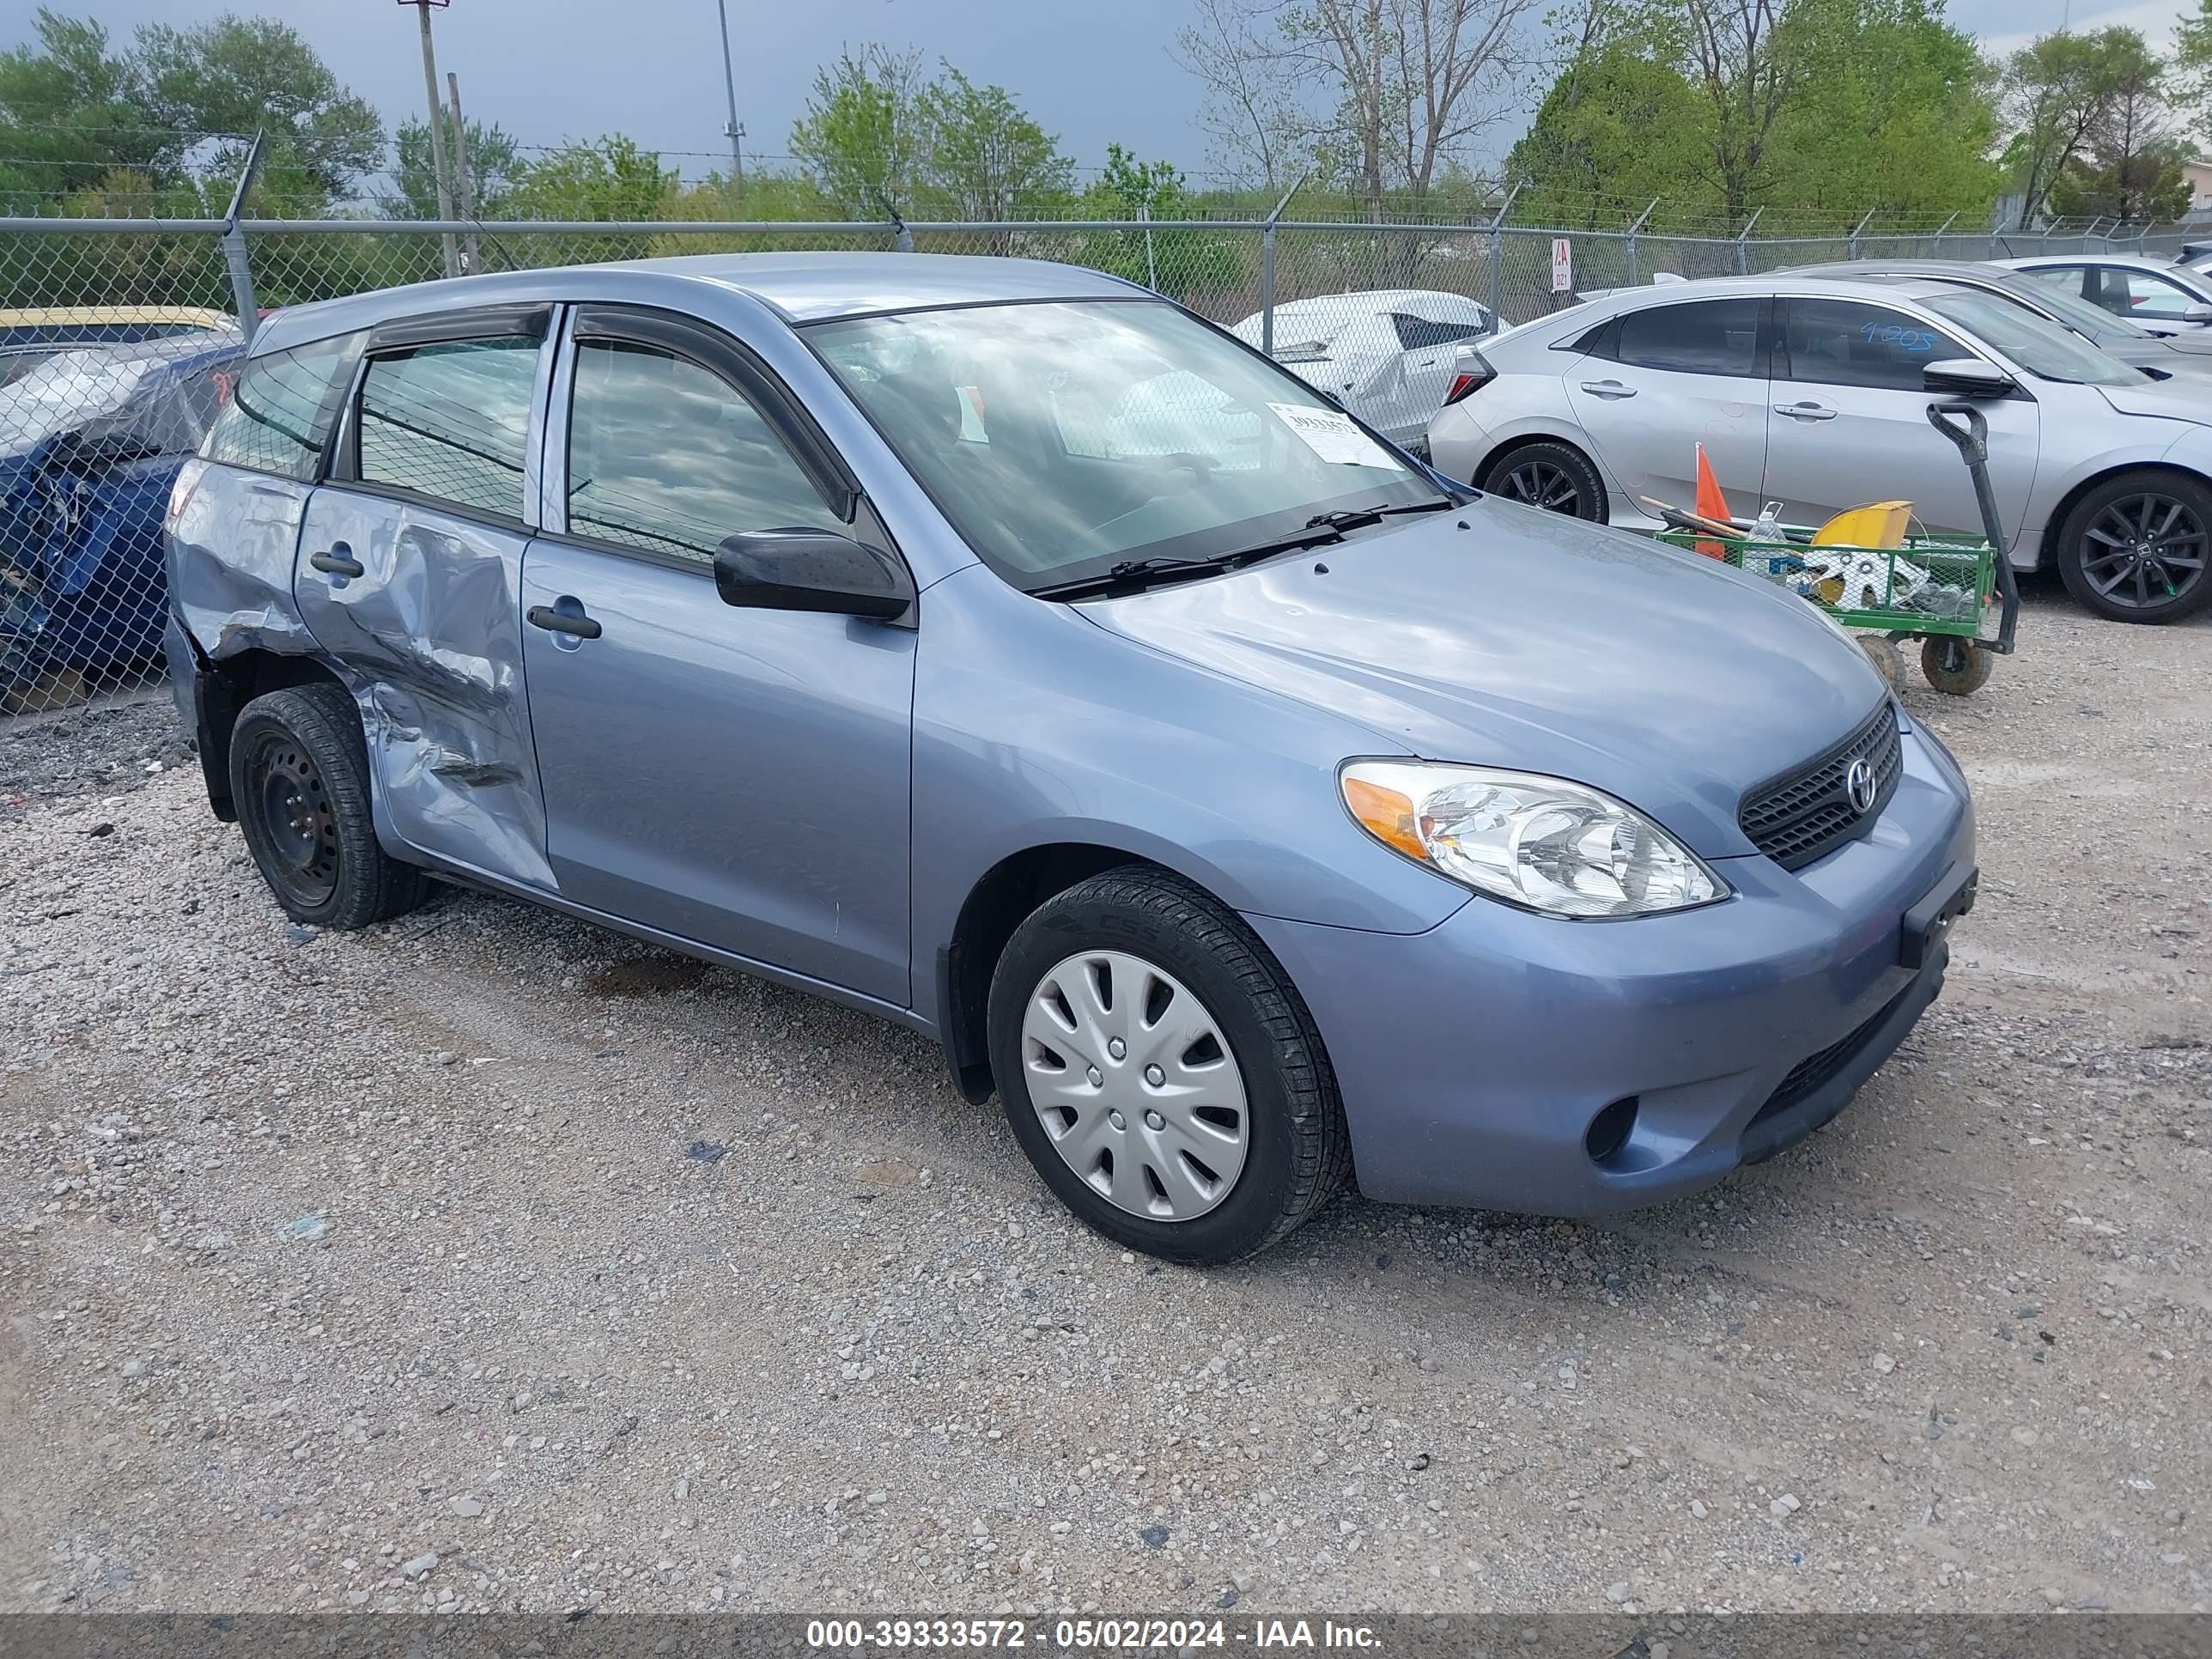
[1082, 498, 1892, 859]
[2094, 378, 2212, 422]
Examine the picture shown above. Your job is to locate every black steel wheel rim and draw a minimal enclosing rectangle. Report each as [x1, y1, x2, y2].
[1499, 459, 1583, 515]
[2079, 492, 2207, 609]
[247, 732, 340, 907]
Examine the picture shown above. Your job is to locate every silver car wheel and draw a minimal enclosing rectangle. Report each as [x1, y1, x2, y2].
[1019, 949, 1249, 1221]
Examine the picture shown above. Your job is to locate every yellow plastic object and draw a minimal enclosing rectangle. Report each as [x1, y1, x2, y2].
[1812, 501, 1911, 549]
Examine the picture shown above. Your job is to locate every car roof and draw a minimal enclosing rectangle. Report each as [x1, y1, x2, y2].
[0, 304, 234, 327]
[1584, 273, 1957, 311]
[2000, 252, 2184, 272]
[1788, 258, 2022, 283]
[251, 252, 1149, 355]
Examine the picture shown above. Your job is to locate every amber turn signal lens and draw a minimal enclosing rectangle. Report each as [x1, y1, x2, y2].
[1342, 775, 1425, 860]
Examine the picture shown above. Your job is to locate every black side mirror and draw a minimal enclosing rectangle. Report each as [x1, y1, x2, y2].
[1923, 357, 2016, 398]
[712, 528, 911, 622]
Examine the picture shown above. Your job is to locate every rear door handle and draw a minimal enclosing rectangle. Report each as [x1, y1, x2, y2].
[308, 547, 364, 578]
[1579, 380, 1637, 399]
[1774, 402, 1838, 421]
[527, 604, 602, 640]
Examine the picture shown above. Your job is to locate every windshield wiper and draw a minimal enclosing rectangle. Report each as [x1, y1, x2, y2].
[1030, 523, 1345, 600]
[1304, 495, 1458, 532]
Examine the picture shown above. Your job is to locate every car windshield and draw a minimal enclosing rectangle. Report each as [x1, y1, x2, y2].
[2006, 277, 2154, 340]
[1922, 291, 2148, 386]
[808, 299, 1434, 591]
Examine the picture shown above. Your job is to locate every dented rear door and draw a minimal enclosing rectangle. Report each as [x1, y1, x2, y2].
[293, 303, 557, 888]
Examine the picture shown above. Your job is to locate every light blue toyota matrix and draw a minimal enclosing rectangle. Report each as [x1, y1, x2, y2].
[164, 254, 1977, 1262]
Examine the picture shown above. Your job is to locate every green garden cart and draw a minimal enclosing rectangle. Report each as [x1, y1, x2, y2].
[1658, 402, 2021, 697]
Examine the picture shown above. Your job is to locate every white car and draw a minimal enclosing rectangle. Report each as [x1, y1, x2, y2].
[1425, 272, 2212, 623]
[1230, 289, 1491, 453]
[1998, 254, 2212, 331]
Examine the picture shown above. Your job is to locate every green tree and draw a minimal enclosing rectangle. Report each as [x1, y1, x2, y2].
[1077, 145, 1247, 302]
[385, 115, 524, 220]
[1506, 0, 1996, 232]
[789, 44, 932, 217]
[131, 13, 383, 199]
[0, 9, 166, 207]
[2043, 42, 2185, 222]
[915, 64, 1073, 222]
[506, 136, 675, 259]
[1997, 27, 2148, 224]
[1508, 42, 1716, 227]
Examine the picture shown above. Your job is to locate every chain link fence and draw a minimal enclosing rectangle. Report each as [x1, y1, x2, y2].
[2, 206, 2203, 723]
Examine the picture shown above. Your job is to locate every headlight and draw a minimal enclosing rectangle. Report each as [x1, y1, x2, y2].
[1340, 760, 1728, 919]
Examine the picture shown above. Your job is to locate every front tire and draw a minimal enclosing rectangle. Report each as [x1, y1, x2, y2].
[1479, 440, 1607, 522]
[987, 868, 1350, 1264]
[2053, 471, 2212, 623]
[229, 683, 427, 929]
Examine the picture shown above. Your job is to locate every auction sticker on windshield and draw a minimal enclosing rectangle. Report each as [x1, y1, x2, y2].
[1267, 402, 1402, 469]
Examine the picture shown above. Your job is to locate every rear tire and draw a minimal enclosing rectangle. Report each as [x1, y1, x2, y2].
[2053, 471, 2212, 623]
[229, 684, 427, 930]
[987, 867, 1350, 1265]
[1479, 440, 1607, 522]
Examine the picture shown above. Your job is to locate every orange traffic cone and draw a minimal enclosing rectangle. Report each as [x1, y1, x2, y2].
[1693, 443, 1730, 561]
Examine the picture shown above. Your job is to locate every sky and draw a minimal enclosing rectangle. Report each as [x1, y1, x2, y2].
[9, 0, 2181, 181]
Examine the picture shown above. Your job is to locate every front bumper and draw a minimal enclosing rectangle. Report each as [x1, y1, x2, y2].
[1247, 720, 1974, 1214]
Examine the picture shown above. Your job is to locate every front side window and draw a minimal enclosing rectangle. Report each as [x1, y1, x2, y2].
[357, 335, 538, 520]
[564, 337, 843, 562]
[811, 299, 1430, 590]
[2115, 270, 2200, 321]
[1611, 300, 1763, 377]
[203, 334, 352, 480]
[1781, 299, 1967, 391]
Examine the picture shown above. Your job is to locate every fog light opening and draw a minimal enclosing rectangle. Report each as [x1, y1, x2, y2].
[1584, 1097, 1639, 1164]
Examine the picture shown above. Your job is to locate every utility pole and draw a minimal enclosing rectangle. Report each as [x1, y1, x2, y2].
[715, 0, 744, 193]
[400, 0, 459, 279]
[447, 72, 478, 273]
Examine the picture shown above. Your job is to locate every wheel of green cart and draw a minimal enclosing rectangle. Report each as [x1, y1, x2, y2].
[1858, 635, 1907, 695]
[1921, 636, 1992, 696]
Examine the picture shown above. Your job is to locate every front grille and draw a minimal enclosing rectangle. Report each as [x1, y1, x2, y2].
[1739, 702, 1902, 870]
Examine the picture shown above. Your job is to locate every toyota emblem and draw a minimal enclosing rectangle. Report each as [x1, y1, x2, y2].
[1845, 757, 1877, 816]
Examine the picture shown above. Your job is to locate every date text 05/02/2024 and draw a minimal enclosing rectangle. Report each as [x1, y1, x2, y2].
[804, 1618, 1383, 1650]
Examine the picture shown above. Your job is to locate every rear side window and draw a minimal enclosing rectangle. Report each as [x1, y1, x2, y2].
[1390, 313, 1486, 351]
[204, 335, 352, 480]
[563, 337, 842, 563]
[1782, 299, 1967, 391]
[357, 336, 538, 520]
[1613, 300, 1762, 376]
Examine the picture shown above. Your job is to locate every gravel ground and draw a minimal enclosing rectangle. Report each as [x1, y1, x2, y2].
[2, 580, 2207, 1618]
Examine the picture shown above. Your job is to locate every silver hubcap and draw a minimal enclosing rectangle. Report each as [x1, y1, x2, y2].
[1020, 950, 1249, 1221]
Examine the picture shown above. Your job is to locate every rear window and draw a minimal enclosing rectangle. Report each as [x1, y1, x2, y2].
[204, 334, 354, 481]
[1612, 300, 1763, 376]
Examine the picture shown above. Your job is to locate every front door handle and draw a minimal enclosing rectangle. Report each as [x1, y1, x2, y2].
[1774, 401, 1838, 421]
[1580, 380, 1637, 399]
[527, 603, 602, 640]
[308, 547, 364, 578]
